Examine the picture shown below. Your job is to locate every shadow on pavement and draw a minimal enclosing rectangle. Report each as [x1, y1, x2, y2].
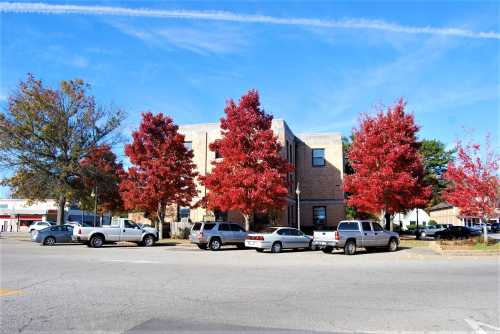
[126, 318, 357, 334]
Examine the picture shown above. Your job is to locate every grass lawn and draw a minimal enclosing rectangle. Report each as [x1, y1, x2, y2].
[399, 239, 432, 248]
[472, 242, 500, 251]
[438, 236, 500, 252]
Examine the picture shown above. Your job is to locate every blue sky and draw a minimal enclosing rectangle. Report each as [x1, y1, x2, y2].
[0, 1, 499, 197]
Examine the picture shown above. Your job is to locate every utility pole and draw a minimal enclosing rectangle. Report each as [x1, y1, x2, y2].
[295, 182, 301, 231]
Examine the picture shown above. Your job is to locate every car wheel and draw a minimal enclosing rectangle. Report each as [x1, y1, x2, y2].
[236, 243, 245, 249]
[322, 246, 333, 253]
[344, 240, 356, 255]
[142, 235, 155, 247]
[90, 235, 104, 248]
[387, 238, 398, 252]
[435, 235, 441, 241]
[271, 242, 282, 253]
[308, 240, 313, 250]
[197, 244, 207, 250]
[209, 238, 221, 251]
[43, 236, 56, 246]
[256, 248, 264, 253]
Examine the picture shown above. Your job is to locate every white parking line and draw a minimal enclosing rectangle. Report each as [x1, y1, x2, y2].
[465, 318, 500, 334]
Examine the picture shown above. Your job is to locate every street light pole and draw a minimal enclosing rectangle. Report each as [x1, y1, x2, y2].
[295, 182, 301, 232]
[91, 185, 97, 227]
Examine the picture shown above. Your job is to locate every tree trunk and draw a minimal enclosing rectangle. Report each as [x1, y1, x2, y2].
[482, 218, 488, 244]
[56, 195, 66, 225]
[243, 214, 250, 232]
[384, 212, 391, 230]
[157, 202, 164, 240]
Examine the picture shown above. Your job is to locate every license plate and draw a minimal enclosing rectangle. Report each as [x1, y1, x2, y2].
[247, 241, 255, 245]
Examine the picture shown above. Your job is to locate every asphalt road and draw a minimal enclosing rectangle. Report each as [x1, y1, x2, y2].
[1, 238, 499, 334]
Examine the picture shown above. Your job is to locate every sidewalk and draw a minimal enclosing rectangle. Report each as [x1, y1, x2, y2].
[0, 231, 30, 240]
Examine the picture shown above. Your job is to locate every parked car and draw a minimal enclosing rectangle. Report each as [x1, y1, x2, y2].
[470, 223, 491, 233]
[313, 220, 399, 255]
[32, 225, 74, 246]
[419, 224, 448, 237]
[29, 221, 56, 235]
[491, 223, 500, 233]
[434, 226, 480, 240]
[73, 218, 158, 248]
[189, 221, 247, 251]
[245, 227, 313, 253]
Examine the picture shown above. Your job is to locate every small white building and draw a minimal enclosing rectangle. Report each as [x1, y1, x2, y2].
[0, 199, 105, 232]
[393, 208, 430, 230]
[0, 199, 58, 232]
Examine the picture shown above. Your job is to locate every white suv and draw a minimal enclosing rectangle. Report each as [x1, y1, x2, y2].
[29, 221, 55, 234]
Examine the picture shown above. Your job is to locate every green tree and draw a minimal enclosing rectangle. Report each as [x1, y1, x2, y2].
[419, 139, 455, 207]
[0, 74, 123, 225]
[342, 136, 355, 176]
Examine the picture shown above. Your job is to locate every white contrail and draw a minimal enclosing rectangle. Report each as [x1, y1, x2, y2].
[1, 2, 499, 40]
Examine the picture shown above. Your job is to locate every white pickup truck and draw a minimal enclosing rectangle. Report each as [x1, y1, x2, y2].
[73, 218, 158, 248]
[313, 220, 399, 255]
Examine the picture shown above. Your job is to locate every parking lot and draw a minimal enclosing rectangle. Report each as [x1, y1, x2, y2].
[1, 238, 499, 333]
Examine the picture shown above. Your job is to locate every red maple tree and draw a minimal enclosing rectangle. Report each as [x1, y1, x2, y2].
[80, 145, 125, 215]
[344, 99, 431, 228]
[200, 90, 293, 231]
[120, 112, 198, 238]
[443, 136, 499, 241]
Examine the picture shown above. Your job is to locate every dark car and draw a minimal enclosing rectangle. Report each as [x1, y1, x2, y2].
[434, 226, 480, 240]
[491, 223, 500, 233]
[32, 225, 74, 246]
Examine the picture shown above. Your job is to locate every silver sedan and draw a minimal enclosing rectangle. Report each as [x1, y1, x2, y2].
[245, 227, 313, 253]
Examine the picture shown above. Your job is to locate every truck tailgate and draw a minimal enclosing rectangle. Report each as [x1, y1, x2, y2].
[313, 230, 336, 242]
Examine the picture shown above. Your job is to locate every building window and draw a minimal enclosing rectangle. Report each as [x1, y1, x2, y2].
[179, 207, 190, 221]
[214, 209, 227, 221]
[313, 206, 327, 225]
[215, 149, 222, 159]
[312, 148, 325, 167]
[184, 141, 192, 151]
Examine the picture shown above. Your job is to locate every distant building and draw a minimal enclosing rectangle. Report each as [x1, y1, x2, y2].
[153, 119, 345, 233]
[393, 208, 430, 230]
[0, 199, 58, 232]
[0, 198, 106, 232]
[428, 202, 500, 227]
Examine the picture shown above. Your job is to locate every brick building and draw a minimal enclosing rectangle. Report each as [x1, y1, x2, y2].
[162, 119, 345, 232]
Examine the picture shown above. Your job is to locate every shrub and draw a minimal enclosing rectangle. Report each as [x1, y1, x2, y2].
[428, 220, 438, 225]
[172, 227, 191, 239]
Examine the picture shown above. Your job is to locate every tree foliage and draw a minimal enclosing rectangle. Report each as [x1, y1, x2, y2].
[79, 145, 125, 215]
[344, 99, 431, 228]
[0, 74, 123, 224]
[200, 90, 292, 231]
[420, 139, 455, 207]
[443, 137, 499, 223]
[120, 112, 198, 239]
